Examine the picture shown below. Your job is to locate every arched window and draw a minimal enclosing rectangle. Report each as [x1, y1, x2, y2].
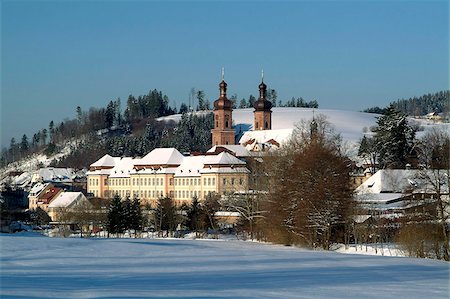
[265, 121, 268, 129]
[225, 120, 229, 128]
[255, 122, 259, 129]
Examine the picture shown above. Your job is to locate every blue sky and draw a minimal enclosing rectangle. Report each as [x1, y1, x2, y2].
[1, 0, 448, 148]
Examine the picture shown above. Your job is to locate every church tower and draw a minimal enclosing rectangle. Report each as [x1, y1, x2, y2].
[253, 71, 272, 130]
[211, 69, 235, 146]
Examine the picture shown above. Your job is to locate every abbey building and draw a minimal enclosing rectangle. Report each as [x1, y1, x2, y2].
[87, 74, 274, 205]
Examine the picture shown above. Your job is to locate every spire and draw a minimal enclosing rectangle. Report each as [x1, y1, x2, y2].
[219, 67, 227, 97]
[258, 70, 267, 100]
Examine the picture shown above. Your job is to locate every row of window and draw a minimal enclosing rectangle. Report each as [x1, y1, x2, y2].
[108, 189, 215, 200]
[89, 178, 100, 186]
[93, 176, 245, 188]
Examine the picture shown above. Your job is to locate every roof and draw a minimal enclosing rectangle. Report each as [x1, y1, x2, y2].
[136, 148, 184, 166]
[108, 157, 135, 178]
[38, 187, 62, 203]
[38, 168, 75, 182]
[239, 129, 293, 151]
[91, 154, 116, 168]
[207, 145, 251, 157]
[175, 156, 204, 177]
[29, 183, 50, 197]
[48, 192, 89, 209]
[355, 169, 448, 195]
[203, 152, 246, 166]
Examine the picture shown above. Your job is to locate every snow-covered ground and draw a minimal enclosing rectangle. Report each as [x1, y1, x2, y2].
[1, 233, 449, 299]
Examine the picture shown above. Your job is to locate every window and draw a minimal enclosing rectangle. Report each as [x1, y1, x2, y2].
[140, 178, 143, 186]
[190, 178, 193, 185]
[182, 190, 185, 198]
[160, 178, 163, 185]
[152, 178, 155, 185]
[231, 178, 235, 185]
[204, 178, 207, 185]
[152, 190, 155, 198]
[183, 179, 185, 186]
[240, 177, 243, 185]
[208, 178, 211, 186]
[170, 178, 174, 185]
[256, 122, 259, 129]
[132, 178, 135, 185]
[144, 190, 147, 198]
[170, 191, 174, 198]
[225, 120, 229, 128]
[212, 178, 216, 185]
[223, 178, 226, 185]
[265, 121, 269, 129]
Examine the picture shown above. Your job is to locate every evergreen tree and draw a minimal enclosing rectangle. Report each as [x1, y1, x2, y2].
[248, 95, 256, 108]
[239, 98, 248, 108]
[20, 134, 29, 154]
[122, 197, 133, 231]
[186, 197, 207, 234]
[358, 135, 377, 174]
[49, 121, 55, 143]
[374, 105, 416, 169]
[107, 194, 125, 235]
[179, 103, 188, 114]
[197, 90, 206, 110]
[130, 197, 143, 235]
[154, 197, 177, 236]
[105, 100, 116, 128]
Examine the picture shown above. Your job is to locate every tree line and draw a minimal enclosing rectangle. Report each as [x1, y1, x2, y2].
[364, 90, 449, 116]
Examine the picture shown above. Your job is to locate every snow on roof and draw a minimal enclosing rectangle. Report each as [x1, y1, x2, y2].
[239, 129, 293, 150]
[91, 154, 116, 168]
[203, 152, 246, 165]
[355, 193, 404, 203]
[207, 145, 251, 157]
[14, 172, 31, 186]
[136, 148, 184, 166]
[48, 192, 88, 209]
[38, 168, 75, 182]
[29, 182, 50, 197]
[109, 157, 135, 178]
[174, 156, 204, 177]
[355, 169, 446, 195]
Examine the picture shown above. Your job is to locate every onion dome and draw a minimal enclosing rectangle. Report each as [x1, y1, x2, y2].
[253, 76, 272, 111]
[214, 80, 232, 110]
[253, 98, 272, 111]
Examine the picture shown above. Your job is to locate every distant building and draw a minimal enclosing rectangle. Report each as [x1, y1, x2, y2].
[87, 148, 250, 206]
[48, 192, 91, 221]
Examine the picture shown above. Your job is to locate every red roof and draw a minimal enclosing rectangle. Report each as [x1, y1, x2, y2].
[38, 187, 62, 204]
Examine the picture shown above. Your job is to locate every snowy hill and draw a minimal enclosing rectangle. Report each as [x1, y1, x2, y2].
[158, 107, 449, 155]
[1, 233, 448, 299]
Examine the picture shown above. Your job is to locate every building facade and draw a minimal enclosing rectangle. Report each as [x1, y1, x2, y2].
[87, 148, 250, 206]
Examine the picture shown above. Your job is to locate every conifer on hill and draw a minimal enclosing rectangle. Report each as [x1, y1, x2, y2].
[373, 105, 416, 169]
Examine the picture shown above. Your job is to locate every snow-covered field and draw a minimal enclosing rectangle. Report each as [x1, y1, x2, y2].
[1, 233, 449, 299]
